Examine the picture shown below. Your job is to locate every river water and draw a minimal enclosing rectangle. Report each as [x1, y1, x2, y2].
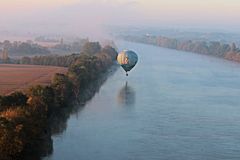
[44, 41, 240, 160]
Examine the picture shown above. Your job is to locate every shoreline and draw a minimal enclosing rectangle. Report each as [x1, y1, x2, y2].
[121, 35, 240, 64]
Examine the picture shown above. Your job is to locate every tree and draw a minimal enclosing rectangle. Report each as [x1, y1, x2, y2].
[27, 85, 54, 112]
[0, 92, 27, 108]
[0, 117, 24, 159]
[231, 43, 237, 52]
[52, 73, 73, 106]
[81, 42, 101, 55]
[101, 45, 118, 60]
[8, 92, 28, 106]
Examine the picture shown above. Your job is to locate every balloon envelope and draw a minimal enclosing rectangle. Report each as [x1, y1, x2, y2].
[117, 50, 138, 72]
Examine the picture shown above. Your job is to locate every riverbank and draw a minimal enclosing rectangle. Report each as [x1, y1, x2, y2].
[0, 42, 118, 160]
[121, 35, 240, 63]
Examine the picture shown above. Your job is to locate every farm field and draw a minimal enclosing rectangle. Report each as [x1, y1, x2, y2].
[0, 64, 67, 95]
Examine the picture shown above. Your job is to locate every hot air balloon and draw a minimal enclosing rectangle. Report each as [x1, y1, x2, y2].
[117, 50, 138, 76]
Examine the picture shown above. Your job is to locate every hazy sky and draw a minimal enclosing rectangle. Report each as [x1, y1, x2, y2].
[0, 0, 239, 36]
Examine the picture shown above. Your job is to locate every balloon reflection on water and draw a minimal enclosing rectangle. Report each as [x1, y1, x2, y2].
[117, 82, 136, 106]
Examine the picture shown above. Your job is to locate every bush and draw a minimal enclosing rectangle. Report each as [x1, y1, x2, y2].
[0, 92, 28, 109]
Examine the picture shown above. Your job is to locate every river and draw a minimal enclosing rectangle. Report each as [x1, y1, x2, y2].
[44, 41, 240, 160]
